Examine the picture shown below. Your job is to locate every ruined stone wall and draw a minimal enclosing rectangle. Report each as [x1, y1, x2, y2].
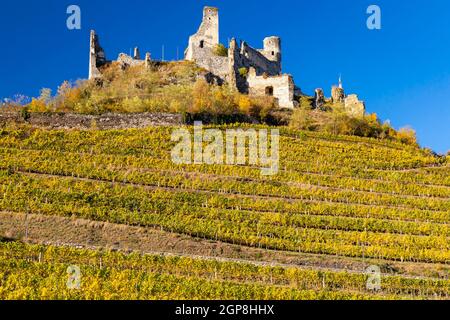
[117, 53, 146, 69]
[228, 39, 248, 92]
[183, 7, 231, 81]
[0, 112, 182, 130]
[314, 88, 325, 109]
[247, 69, 296, 109]
[89, 30, 153, 78]
[89, 30, 108, 79]
[185, 7, 282, 89]
[260, 37, 281, 63]
[185, 7, 219, 61]
[238, 42, 281, 77]
[331, 86, 345, 103]
[189, 47, 230, 80]
[344, 94, 365, 117]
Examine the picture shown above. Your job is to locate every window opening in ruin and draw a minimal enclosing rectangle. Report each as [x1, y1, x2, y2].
[200, 40, 204, 48]
[265, 86, 274, 96]
[272, 51, 275, 56]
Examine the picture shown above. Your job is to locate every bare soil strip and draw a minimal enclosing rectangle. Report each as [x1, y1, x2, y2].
[0, 211, 447, 280]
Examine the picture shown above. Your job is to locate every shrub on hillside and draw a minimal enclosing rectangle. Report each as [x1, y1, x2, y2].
[20, 107, 31, 121]
[28, 98, 47, 113]
[238, 67, 249, 78]
[213, 44, 228, 57]
[298, 96, 314, 110]
[290, 108, 316, 131]
[28, 88, 52, 112]
[21, 60, 279, 122]
[244, 95, 276, 122]
[396, 127, 418, 146]
[289, 108, 418, 146]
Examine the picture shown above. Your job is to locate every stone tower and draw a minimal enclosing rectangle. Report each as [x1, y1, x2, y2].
[89, 30, 107, 79]
[332, 86, 345, 103]
[332, 76, 345, 103]
[185, 6, 219, 61]
[133, 47, 141, 60]
[263, 36, 282, 63]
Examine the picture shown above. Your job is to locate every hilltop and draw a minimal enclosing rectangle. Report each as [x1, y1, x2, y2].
[0, 59, 422, 150]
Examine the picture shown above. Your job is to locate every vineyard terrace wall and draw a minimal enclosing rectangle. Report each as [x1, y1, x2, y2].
[0, 112, 182, 130]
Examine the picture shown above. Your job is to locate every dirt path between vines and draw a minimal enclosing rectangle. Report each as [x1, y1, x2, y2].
[0, 211, 447, 280]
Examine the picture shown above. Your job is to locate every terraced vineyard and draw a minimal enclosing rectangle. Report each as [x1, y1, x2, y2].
[0, 125, 448, 300]
[1, 241, 449, 300]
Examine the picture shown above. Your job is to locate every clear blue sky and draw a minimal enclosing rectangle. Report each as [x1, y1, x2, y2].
[0, 0, 449, 153]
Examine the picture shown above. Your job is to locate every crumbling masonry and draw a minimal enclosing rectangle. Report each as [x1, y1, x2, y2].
[89, 30, 107, 79]
[89, 30, 148, 79]
[184, 7, 298, 109]
[329, 76, 365, 117]
[89, 6, 366, 114]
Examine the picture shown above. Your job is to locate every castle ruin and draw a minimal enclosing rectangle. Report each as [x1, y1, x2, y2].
[344, 94, 366, 117]
[89, 30, 148, 79]
[184, 7, 298, 109]
[89, 6, 365, 115]
[329, 76, 365, 117]
[89, 30, 107, 79]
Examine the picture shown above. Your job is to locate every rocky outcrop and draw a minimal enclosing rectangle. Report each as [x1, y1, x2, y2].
[314, 88, 325, 109]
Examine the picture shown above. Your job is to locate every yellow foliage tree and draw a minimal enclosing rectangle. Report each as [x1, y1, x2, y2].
[238, 95, 252, 114]
[397, 127, 418, 146]
[192, 79, 211, 113]
[28, 98, 47, 112]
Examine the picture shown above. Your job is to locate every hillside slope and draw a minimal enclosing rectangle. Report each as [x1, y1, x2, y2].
[0, 125, 448, 300]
